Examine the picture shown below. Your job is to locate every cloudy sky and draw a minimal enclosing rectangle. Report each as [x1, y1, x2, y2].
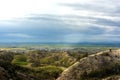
[0, 0, 120, 43]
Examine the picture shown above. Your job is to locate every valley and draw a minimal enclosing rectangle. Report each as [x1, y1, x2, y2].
[0, 45, 120, 80]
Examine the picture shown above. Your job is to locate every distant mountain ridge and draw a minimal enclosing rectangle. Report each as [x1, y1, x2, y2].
[0, 42, 120, 48]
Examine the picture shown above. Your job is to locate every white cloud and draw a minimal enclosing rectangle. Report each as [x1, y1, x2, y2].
[0, 0, 119, 42]
[0, 0, 58, 20]
[5, 33, 32, 38]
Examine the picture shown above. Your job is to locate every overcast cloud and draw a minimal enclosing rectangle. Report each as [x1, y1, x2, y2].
[0, 0, 120, 43]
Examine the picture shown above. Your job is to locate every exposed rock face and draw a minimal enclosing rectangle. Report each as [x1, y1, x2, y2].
[57, 49, 120, 80]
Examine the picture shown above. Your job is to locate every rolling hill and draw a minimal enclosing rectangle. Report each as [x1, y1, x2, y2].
[57, 49, 120, 80]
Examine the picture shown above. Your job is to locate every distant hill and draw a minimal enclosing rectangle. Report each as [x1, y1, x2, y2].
[57, 49, 120, 80]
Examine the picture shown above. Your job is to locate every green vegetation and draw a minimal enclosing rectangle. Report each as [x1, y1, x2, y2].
[34, 66, 63, 79]
[0, 50, 64, 80]
[12, 54, 28, 66]
[0, 47, 120, 80]
[9, 47, 100, 80]
[26, 51, 76, 67]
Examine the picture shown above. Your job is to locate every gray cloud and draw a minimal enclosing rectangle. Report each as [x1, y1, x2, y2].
[60, 0, 120, 14]
[0, 0, 120, 42]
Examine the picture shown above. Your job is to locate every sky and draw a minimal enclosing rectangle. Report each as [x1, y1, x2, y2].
[0, 0, 120, 43]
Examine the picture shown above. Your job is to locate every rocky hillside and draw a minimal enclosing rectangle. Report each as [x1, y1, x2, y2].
[57, 49, 120, 80]
[0, 51, 36, 80]
[0, 61, 36, 80]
